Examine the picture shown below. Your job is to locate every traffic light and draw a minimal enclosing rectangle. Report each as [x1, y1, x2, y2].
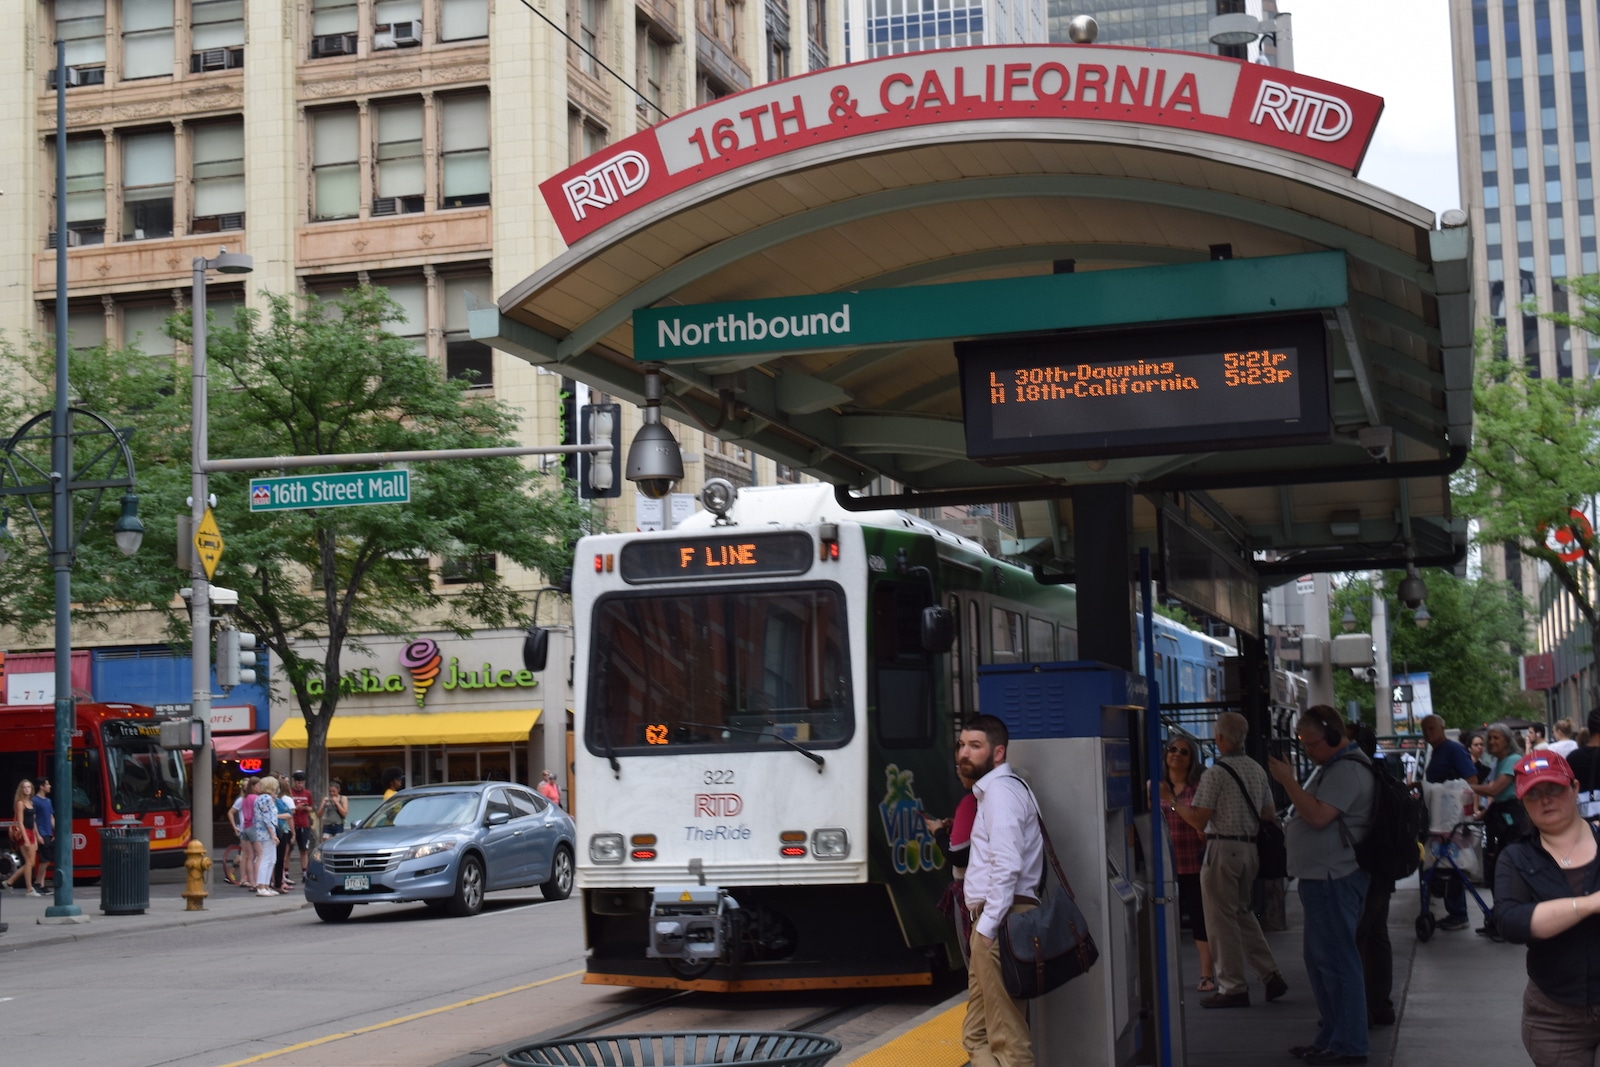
[217, 628, 260, 690]
[580, 402, 621, 499]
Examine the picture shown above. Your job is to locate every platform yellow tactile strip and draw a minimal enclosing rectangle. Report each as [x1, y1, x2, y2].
[846, 1002, 969, 1067]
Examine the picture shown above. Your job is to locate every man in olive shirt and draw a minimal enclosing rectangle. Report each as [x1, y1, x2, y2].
[1269, 705, 1376, 1066]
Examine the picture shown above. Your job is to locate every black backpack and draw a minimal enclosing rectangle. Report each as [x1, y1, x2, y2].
[1338, 752, 1423, 882]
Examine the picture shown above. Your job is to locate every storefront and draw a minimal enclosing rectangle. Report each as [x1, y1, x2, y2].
[269, 629, 572, 800]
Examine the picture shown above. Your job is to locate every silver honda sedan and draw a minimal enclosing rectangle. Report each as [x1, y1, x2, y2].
[302, 782, 575, 922]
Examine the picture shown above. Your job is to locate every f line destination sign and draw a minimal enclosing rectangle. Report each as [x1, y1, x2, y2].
[249, 470, 411, 512]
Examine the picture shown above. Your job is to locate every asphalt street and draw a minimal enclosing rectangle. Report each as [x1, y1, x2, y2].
[0, 887, 591, 1067]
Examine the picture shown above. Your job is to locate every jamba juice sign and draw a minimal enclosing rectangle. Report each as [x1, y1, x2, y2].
[305, 638, 539, 706]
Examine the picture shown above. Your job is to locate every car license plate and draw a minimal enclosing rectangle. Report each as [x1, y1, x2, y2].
[343, 875, 370, 892]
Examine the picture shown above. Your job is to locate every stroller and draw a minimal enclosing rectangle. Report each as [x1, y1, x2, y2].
[1415, 779, 1492, 941]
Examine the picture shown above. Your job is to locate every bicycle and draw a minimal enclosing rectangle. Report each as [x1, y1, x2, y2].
[221, 844, 243, 886]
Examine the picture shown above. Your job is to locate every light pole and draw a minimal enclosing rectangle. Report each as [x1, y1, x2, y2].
[1208, 9, 1295, 70]
[0, 41, 146, 918]
[190, 249, 253, 872]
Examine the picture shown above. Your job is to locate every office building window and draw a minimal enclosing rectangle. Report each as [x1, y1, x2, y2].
[48, 307, 108, 350]
[440, 94, 489, 207]
[380, 280, 428, 353]
[192, 0, 244, 49]
[55, 138, 106, 247]
[311, 109, 360, 220]
[375, 0, 423, 27]
[313, 0, 357, 31]
[122, 128, 175, 240]
[57, 0, 107, 66]
[578, 0, 602, 76]
[642, 33, 669, 114]
[191, 121, 245, 231]
[375, 100, 426, 213]
[444, 275, 493, 386]
[441, 0, 489, 40]
[122, 303, 176, 356]
[123, 0, 175, 80]
[569, 111, 607, 165]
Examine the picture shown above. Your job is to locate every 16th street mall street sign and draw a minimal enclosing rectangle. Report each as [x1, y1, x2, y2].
[249, 470, 411, 512]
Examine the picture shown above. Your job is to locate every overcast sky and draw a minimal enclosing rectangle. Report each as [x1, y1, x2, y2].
[1275, 0, 1461, 217]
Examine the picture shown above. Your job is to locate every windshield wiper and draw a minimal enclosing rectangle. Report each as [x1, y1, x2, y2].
[595, 715, 621, 778]
[677, 721, 825, 773]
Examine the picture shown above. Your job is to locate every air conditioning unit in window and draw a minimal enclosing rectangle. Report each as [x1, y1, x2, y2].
[371, 197, 399, 216]
[392, 20, 423, 45]
[46, 230, 83, 249]
[191, 48, 244, 72]
[191, 213, 245, 233]
[311, 33, 357, 58]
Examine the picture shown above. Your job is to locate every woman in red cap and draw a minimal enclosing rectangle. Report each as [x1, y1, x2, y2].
[1494, 749, 1600, 1066]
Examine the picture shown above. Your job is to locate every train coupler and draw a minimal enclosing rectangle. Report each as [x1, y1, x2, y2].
[646, 885, 740, 964]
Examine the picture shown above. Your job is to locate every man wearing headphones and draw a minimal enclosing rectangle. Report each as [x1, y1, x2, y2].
[1269, 704, 1377, 1066]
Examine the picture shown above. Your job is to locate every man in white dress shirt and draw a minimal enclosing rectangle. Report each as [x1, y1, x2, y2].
[959, 714, 1045, 1067]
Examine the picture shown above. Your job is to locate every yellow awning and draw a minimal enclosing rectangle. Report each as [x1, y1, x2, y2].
[271, 710, 541, 749]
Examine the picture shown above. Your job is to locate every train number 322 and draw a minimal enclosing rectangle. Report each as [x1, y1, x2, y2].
[704, 769, 735, 785]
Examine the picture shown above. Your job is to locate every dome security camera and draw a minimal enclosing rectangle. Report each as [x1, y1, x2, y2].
[625, 419, 683, 498]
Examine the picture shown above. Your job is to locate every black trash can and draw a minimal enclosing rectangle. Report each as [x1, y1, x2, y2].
[99, 822, 150, 915]
[503, 1032, 841, 1067]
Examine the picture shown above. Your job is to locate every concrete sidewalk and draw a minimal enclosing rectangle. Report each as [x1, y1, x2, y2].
[0, 851, 308, 951]
[1184, 873, 1528, 1066]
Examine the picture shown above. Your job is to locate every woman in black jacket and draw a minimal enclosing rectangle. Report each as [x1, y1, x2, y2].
[1494, 749, 1600, 1066]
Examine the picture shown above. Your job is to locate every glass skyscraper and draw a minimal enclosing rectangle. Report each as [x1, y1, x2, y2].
[1452, 0, 1598, 379]
[1047, 1, 1260, 60]
[843, 0, 1049, 61]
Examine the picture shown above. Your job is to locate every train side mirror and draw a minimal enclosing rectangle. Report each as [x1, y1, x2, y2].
[523, 626, 550, 673]
[920, 605, 955, 654]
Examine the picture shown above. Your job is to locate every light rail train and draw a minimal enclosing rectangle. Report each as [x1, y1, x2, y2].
[570, 482, 1244, 991]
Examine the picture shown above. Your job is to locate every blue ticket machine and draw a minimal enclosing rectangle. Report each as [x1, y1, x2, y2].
[979, 661, 1182, 1067]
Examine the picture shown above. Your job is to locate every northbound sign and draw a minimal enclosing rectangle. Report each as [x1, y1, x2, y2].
[249, 470, 410, 512]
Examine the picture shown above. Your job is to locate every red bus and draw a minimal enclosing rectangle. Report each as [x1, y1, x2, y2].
[0, 702, 192, 880]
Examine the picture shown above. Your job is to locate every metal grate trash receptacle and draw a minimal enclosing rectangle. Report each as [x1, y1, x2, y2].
[99, 822, 150, 915]
[503, 1031, 842, 1067]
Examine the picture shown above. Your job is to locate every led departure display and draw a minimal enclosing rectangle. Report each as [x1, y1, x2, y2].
[621, 532, 814, 583]
[958, 314, 1330, 462]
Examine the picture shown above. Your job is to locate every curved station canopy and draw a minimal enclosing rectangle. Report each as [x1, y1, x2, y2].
[478, 43, 1472, 582]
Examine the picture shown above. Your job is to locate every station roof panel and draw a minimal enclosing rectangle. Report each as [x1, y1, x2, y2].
[482, 45, 1471, 575]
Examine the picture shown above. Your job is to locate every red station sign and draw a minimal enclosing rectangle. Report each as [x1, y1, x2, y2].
[541, 44, 1383, 245]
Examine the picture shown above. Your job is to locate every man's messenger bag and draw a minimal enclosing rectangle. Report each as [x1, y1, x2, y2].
[998, 785, 1098, 999]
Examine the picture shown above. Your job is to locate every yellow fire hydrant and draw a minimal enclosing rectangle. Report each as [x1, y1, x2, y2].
[182, 840, 211, 911]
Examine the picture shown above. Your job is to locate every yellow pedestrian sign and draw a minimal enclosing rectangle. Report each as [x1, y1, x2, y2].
[194, 508, 224, 580]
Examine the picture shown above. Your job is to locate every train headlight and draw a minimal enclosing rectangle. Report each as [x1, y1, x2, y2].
[812, 828, 850, 859]
[590, 832, 625, 864]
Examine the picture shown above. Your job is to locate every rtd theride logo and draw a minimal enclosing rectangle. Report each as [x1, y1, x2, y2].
[694, 793, 744, 818]
[561, 150, 651, 221]
[1249, 80, 1353, 143]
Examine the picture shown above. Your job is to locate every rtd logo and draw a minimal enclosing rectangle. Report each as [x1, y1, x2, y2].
[561, 150, 651, 222]
[1249, 80, 1353, 143]
[694, 793, 743, 818]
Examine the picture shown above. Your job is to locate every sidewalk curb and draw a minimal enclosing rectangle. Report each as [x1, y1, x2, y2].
[841, 989, 968, 1064]
[0, 897, 311, 952]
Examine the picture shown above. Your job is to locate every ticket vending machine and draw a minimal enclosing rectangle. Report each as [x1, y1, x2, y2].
[979, 662, 1184, 1067]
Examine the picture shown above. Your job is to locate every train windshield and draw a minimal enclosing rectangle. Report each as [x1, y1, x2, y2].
[102, 720, 188, 815]
[588, 585, 852, 755]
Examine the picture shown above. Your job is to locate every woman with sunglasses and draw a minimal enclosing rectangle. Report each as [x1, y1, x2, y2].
[1494, 750, 1600, 1066]
[1157, 736, 1214, 992]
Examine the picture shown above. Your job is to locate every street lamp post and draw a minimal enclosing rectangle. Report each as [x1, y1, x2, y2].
[189, 250, 253, 874]
[0, 41, 146, 918]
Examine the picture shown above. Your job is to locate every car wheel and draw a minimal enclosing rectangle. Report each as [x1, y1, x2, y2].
[315, 902, 354, 923]
[542, 845, 574, 901]
[447, 855, 485, 917]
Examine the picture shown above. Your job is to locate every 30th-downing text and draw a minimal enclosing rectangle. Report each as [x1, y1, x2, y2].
[989, 350, 1293, 407]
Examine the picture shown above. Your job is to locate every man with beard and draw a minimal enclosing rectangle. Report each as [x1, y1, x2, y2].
[958, 714, 1043, 1067]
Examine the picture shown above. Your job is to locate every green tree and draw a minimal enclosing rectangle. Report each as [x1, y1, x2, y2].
[0, 287, 589, 812]
[1330, 570, 1528, 732]
[1457, 276, 1600, 705]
